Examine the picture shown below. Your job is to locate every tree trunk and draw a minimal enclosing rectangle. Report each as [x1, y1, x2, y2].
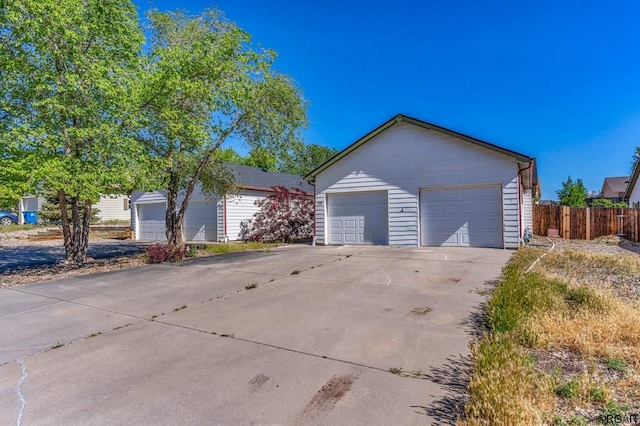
[58, 189, 72, 256]
[58, 193, 91, 264]
[165, 189, 184, 247]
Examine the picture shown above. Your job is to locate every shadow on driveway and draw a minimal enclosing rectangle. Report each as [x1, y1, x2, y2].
[0, 241, 146, 273]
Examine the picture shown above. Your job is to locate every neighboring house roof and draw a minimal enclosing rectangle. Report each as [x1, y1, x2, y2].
[224, 163, 313, 193]
[305, 114, 536, 186]
[600, 176, 629, 196]
[625, 163, 640, 200]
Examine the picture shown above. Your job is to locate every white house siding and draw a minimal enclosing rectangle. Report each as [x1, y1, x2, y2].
[94, 195, 130, 222]
[314, 122, 521, 248]
[629, 182, 640, 207]
[225, 190, 270, 240]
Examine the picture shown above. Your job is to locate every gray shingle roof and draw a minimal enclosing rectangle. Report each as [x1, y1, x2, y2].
[224, 163, 313, 193]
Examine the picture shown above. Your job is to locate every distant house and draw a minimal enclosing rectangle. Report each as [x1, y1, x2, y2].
[625, 165, 640, 207]
[600, 176, 629, 202]
[18, 195, 130, 225]
[131, 163, 313, 242]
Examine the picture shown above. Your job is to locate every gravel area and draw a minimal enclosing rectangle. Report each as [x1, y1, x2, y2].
[0, 229, 147, 287]
[531, 234, 640, 256]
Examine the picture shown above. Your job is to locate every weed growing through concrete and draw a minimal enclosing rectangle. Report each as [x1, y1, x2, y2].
[173, 305, 187, 312]
[245, 283, 258, 290]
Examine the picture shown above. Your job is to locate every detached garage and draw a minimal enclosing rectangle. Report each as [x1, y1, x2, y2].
[306, 114, 537, 249]
[132, 164, 312, 242]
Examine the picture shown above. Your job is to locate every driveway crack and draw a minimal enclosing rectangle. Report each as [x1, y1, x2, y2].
[16, 359, 27, 426]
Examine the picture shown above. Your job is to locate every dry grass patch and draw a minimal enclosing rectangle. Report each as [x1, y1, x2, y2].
[541, 249, 640, 300]
[530, 288, 640, 367]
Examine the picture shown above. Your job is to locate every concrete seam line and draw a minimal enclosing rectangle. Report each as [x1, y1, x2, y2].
[16, 360, 27, 426]
[2, 289, 399, 377]
[152, 319, 427, 380]
[525, 238, 556, 274]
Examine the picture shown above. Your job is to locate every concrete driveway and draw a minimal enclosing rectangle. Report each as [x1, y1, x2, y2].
[0, 245, 512, 425]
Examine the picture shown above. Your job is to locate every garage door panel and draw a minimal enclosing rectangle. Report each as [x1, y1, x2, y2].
[183, 202, 217, 242]
[138, 203, 166, 241]
[421, 185, 502, 248]
[328, 192, 388, 245]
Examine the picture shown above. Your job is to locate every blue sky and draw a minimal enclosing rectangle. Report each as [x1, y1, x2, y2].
[134, 0, 640, 199]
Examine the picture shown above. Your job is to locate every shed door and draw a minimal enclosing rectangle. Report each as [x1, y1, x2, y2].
[183, 201, 217, 241]
[420, 185, 502, 248]
[138, 203, 166, 241]
[328, 192, 388, 245]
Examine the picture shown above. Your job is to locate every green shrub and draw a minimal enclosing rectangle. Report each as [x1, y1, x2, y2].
[555, 379, 580, 399]
[605, 357, 628, 373]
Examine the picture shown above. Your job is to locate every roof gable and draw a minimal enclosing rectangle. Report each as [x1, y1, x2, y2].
[601, 176, 629, 195]
[305, 114, 534, 181]
[625, 164, 640, 200]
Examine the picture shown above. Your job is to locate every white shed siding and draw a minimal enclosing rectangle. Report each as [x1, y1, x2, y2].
[315, 122, 521, 248]
[217, 199, 225, 241]
[132, 191, 167, 205]
[225, 190, 270, 241]
[629, 181, 640, 207]
[522, 188, 533, 233]
[314, 195, 326, 244]
[94, 195, 130, 222]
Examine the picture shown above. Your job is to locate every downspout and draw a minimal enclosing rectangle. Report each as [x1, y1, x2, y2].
[517, 160, 534, 244]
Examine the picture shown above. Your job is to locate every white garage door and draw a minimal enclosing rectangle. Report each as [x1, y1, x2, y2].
[420, 185, 502, 248]
[138, 203, 166, 241]
[183, 201, 217, 241]
[328, 192, 388, 245]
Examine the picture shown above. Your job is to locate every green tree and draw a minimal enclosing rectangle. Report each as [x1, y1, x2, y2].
[631, 146, 640, 174]
[213, 147, 244, 164]
[280, 143, 338, 176]
[243, 146, 279, 171]
[38, 191, 100, 224]
[590, 198, 628, 208]
[137, 9, 307, 247]
[1, 0, 144, 263]
[556, 176, 587, 207]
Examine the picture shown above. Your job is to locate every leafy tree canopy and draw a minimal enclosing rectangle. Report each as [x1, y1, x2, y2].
[590, 198, 628, 208]
[137, 9, 307, 246]
[556, 176, 587, 207]
[0, 0, 145, 262]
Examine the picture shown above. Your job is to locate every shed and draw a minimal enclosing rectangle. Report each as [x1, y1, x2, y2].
[305, 114, 537, 249]
[131, 163, 313, 242]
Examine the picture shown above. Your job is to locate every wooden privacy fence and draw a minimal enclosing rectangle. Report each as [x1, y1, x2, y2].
[533, 205, 640, 242]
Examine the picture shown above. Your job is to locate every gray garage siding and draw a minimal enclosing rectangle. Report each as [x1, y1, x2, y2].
[315, 122, 520, 248]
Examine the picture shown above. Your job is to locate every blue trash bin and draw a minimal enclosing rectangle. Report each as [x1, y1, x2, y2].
[23, 211, 38, 225]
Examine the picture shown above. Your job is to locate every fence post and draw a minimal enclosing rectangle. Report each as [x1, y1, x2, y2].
[585, 207, 590, 240]
[561, 206, 570, 239]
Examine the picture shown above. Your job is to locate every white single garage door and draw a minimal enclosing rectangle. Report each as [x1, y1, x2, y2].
[420, 185, 502, 248]
[138, 203, 166, 241]
[183, 201, 217, 241]
[328, 192, 388, 245]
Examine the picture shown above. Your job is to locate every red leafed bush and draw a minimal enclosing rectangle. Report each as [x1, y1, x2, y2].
[145, 243, 188, 263]
[242, 186, 313, 242]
